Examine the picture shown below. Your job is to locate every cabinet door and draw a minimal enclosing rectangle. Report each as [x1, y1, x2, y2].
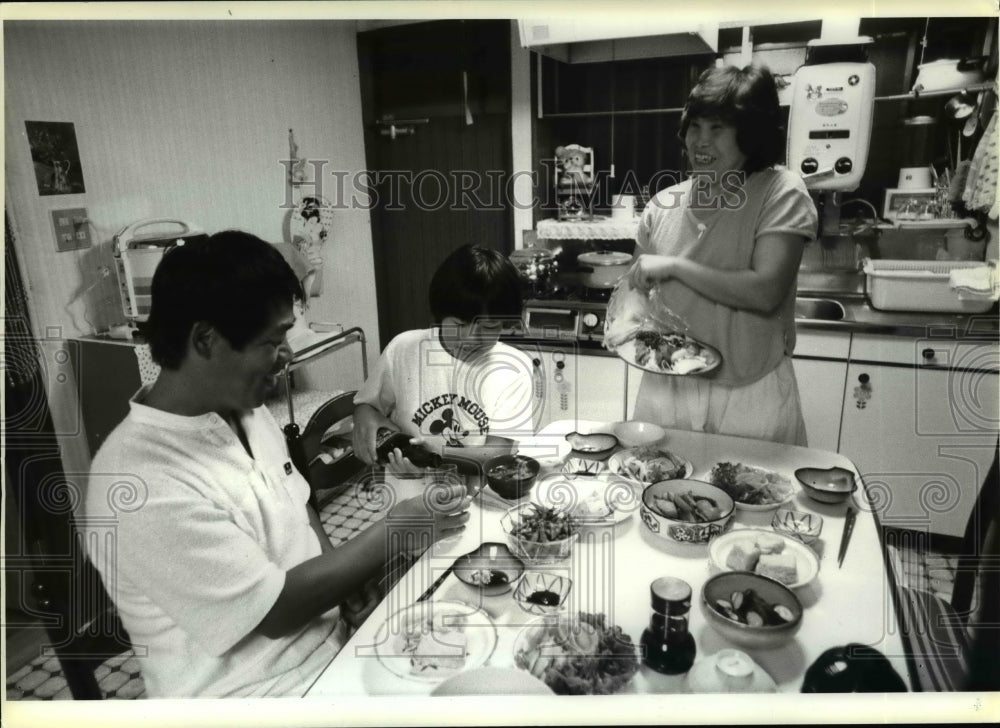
[532, 350, 627, 430]
[792, 358, 847, 453]
[838, 361, 999, 539]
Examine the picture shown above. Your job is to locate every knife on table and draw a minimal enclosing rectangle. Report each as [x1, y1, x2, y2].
[837, 506, 858, 569]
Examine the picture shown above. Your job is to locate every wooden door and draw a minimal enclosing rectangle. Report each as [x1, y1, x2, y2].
[357, 20, 514, 345]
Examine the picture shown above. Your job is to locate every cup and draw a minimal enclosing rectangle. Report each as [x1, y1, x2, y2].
[897, 167, 933, 190]
[612, 194, 636, 220]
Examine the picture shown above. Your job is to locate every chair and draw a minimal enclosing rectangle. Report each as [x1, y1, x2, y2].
[284, 390, 365, 509]
[6, 376, 136, 699]
[889, 444, 1000, 691]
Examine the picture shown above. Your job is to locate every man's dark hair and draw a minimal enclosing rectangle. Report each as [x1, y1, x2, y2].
[147, 230, 303, 369]
[679, 64, 784, 174]
[428, 245, 522, 324]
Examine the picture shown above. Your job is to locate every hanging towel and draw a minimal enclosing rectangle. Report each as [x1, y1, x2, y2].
[962, 97, 998, 219]
[949, 263, 1000, 301]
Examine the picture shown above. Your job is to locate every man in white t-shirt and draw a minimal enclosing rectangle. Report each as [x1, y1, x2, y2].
[352, 245, 534, 467]
[83, 231, 469, 697]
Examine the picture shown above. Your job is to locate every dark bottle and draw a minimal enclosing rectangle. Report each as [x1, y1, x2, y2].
[375, 428, 442, 468]
[641, 576, 697, 675]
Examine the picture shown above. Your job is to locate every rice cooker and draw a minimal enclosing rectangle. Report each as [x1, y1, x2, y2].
[786, 62, 876, 191]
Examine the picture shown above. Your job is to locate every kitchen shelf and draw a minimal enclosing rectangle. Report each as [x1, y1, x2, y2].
[874, 81, 996, 102]
[536, 216, 639, 240]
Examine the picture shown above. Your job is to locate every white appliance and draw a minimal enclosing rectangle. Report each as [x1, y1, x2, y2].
[786, 62, 876, 191]
[114, 219, 207, 324]
[518, 19, 718, 63]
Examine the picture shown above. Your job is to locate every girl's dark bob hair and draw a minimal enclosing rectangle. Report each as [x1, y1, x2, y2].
[679, 64, 784, 174]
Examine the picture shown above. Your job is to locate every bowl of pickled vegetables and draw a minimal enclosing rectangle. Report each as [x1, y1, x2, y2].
[484, 454, 540, 500]
[701, 571, 803, 650]
[639, 479, 735, 544]
[501, 503, 580, 563]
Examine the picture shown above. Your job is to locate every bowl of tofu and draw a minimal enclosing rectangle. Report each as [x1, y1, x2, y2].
[707, 528, 820, 589]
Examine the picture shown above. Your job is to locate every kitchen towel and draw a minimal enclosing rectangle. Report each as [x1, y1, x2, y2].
[962, 88, 998, 220]
[949, 263, 999, 301]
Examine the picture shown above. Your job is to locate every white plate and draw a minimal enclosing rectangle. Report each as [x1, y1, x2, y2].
[373, 600, 498, 683]
[708, 463, 795, 512]
[708, 528, 820, 589]
[607, 446, 693, 485]
[532, 472, 642, 525]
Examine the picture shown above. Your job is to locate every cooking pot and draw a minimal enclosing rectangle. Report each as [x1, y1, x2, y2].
[913, 58, 986, 94]
[510, 247, 558, 296]
[577, 250, 632, 289]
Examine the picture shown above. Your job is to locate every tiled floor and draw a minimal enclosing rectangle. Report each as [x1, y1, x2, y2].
[4, 517, 970, 699]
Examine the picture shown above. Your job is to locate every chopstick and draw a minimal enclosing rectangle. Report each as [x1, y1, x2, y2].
[837, 506, 858, 569]
[416, 562, 455, 602]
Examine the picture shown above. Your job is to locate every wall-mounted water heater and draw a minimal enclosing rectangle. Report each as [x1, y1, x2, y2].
[786, 61, 876, 192]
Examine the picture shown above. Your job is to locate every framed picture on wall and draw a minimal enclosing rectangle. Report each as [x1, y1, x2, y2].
[25, 120, 86, 196]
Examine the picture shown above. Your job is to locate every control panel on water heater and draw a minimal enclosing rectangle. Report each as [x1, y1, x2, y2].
[787, 62, 876, 191]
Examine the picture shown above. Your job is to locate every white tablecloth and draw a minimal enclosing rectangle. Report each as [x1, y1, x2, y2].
[304, 421, 909, 700]
[536, 217, 639, 240]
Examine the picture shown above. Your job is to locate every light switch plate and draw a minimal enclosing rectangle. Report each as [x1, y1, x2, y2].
[52, 207, 90, 252]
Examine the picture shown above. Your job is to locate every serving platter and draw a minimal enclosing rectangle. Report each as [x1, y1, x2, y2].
[373, 600, 497, 683]
[608, 446, 693, 485]
[708, 528, 820, 589]
[613, 330, 721, 376]
[707, 462, 796, 512]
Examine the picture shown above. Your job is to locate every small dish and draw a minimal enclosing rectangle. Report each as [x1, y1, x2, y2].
[771, 508, 823, 545]
[612, 421, 666, 448]
[564, 431, 619, 461]
[453, 542, 525, 596]
[708, 528, 820, 589]
[795, 466, 857, 504]
[484, 454, 540, 500]
[533, 473, 642, 525]
[513, 571, 572, 615]
[701, 572, 803, 650]
[561, 457, 607, 476]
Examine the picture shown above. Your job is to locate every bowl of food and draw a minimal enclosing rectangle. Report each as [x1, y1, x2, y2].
[701, 571, 803, 650]
[512, 612, 640, 695]
[795, 466, 857, 505]
[453, 542, 525, 596]
[771, 508, 824, 545]
[609, 445, 692, 484]
[640, 479, 735, 544]
[501, 503, 580, 563]
[513, 571, 573, 616]
[612, 421, 666, 448]
[709, 462, 795, 511]
[484, 454, 540, 500]
[564, 431, 619, 461]
[561, 457, 607, 476]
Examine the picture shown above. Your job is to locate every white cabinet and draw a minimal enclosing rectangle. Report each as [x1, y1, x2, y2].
[838, 335, 999, 539]
[530, 348, 627, 431]
[792, 331, 852, 453]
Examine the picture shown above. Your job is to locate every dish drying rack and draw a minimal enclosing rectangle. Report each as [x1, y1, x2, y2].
[862, 259, 998, 313]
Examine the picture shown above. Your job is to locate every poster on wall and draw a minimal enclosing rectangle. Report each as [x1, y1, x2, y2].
[25, 120, 86, 196]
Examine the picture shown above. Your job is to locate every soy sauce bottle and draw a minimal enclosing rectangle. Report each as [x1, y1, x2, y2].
[375, 428, 442, 468]
[641, 576, 697, 675]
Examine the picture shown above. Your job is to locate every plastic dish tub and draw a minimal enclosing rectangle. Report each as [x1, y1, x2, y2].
[862, 259, 995, 313]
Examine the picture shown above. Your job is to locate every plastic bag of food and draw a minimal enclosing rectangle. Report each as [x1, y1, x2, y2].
[603, 279, 689, 350]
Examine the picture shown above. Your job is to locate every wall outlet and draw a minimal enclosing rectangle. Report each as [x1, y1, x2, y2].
[52, 208, 90, 252]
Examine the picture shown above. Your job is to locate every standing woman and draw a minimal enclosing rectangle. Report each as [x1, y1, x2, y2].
[629, 64, 818, 445]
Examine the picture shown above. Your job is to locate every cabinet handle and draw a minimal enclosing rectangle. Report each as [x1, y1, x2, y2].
[853, 373, 872, 409]
[858, 373, 869, 384]
[556, 361, 565, 370]
[532, 358, 541, 367]
[921, 348, 936, 363]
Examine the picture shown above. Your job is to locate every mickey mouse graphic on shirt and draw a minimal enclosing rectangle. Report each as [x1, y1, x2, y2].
[428, 408, 468, 447]
[411, 393, 490, 447]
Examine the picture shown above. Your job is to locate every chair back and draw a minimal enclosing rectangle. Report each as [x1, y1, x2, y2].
[284, 391, 362, 507]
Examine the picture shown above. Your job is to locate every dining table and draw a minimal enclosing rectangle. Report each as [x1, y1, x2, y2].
[304, 420, 912, 701]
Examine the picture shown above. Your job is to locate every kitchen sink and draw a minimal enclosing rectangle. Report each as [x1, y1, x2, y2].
[795, 298, 846, 321]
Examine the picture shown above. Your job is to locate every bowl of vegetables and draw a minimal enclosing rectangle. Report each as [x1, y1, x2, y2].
[710, 462, 795, 511]
[701, 571, 803, 650]
[484, 454, 541, 500]
[639, 479, 735, 544]
[501, 503, 580, 563]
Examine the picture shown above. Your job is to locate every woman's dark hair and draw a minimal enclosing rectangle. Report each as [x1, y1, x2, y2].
[679, 64, 784, 174]
[428, 245, 522, 323]
[147, 230, 303, 369]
